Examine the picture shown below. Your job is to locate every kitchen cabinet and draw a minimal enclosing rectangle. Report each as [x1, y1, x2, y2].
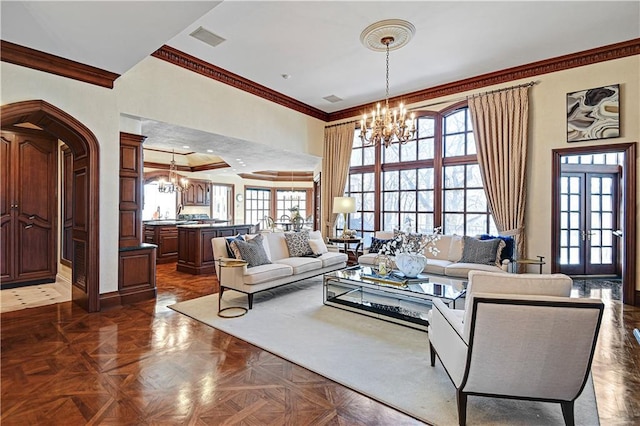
[182, 180, 210, 206]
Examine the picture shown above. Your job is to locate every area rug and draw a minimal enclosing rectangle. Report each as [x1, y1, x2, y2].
[169, 279, 599, 425]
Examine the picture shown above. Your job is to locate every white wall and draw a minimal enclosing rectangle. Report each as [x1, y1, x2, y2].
[1, 57, 324, 295]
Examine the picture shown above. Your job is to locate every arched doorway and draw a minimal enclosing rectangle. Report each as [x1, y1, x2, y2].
[1, 100, 100, 312]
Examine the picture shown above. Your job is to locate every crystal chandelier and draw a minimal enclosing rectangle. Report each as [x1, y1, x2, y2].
[359, 20, 417, 148]
[158, 149, 192, 193]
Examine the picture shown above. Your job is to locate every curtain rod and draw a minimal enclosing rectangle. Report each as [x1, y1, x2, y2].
[325, 80, 540, 128]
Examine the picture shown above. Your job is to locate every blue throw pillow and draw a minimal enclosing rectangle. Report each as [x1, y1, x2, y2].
[225, 234, 245, 258]
[369, 237, 393, 254]
[479, 234, 514, 261]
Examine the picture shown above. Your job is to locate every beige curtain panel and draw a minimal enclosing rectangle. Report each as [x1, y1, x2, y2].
[321, 122, 355, 239]
[468, 86, 530, 269]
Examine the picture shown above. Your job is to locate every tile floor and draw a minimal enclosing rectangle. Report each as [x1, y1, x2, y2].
[0, 280, 71, 313]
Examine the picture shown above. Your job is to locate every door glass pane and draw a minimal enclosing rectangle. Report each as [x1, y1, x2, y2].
[602, 212, 612, 228]
[602, 247, 613, 264]
[569, 177, 580, 193]
[601, 177, 612, 194]
[591, 247, 601, 264]
[590, 195, 600, 211]
[569, 247, 580, 264]
[570, 230, 581, 246]
[570, 195, 580, 211]
[601, 195, 612, 211]
[591, 213, 601, 228]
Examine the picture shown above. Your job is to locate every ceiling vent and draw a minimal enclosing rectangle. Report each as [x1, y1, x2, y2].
[190, 26, 226, 48]
[323, 95, 343, 103]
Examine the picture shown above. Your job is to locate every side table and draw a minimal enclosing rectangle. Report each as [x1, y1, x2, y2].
[216, 259, 249, 317]
[327, 237, 363, 266]
[512, 256, 545, 274]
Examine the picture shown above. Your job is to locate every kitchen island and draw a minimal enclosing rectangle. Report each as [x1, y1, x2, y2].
[143, 220, 197, 263]
[176, 223, 258, 275]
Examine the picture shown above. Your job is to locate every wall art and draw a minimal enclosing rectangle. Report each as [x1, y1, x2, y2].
[567, 84, 619, 142]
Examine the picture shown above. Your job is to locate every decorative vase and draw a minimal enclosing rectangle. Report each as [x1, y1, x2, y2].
[394, 252, 427, 278]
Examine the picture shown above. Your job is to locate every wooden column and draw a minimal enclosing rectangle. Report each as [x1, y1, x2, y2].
[117, 132, 157, 306]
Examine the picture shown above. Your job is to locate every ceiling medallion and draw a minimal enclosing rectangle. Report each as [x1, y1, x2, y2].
[359, 19, 417, 148]
[360, 19, 416, 52]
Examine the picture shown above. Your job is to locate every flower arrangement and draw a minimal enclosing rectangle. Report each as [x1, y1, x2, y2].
[380, 227, 442, 256]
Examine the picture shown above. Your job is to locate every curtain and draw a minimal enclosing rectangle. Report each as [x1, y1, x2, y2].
[321, 122, 355, 238]
[468, 86, 530, 269]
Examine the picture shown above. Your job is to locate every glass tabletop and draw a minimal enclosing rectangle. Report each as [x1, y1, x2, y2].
[327, 266, 467, 301]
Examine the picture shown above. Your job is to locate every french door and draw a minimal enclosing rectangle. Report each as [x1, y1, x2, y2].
[558, 169, 619, 275]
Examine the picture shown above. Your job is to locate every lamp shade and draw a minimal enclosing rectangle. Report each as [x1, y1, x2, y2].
[333, 196, 356, 214]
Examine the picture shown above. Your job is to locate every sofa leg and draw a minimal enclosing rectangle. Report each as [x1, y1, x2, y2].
[560, 401, 575, 426]
[456, 389, 467, 426]
[429, 341, 436, 367]
[248, 293, 254, 309]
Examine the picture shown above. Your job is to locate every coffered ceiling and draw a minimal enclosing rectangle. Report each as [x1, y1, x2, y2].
[2, 1, 639, 175]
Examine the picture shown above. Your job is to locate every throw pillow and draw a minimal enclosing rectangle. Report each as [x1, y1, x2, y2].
[369, 237, 393, 254]
[308, 238, 328, 255]
[479, 234, 515, 261]
[284, 230, 314, 257]
[231, 234, 271, 268]
[459, 236, 504, 266]
[225, 234, 244, 258]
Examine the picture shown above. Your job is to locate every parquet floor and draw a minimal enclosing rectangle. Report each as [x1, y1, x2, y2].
[1, 264, 639, 425]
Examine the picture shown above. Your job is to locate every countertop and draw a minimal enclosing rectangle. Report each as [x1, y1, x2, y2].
[176, 222, 250, 229]
[144, 220, 198, 226]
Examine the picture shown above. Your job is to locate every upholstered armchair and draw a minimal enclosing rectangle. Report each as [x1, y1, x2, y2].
[428, 271, 604, 426]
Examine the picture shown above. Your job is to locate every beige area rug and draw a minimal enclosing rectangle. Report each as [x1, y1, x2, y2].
[169, 279, 599, 426]
[0, 281, 71, 313]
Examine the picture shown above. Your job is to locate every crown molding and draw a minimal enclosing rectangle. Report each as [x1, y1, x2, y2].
[152, 45, 329, 121]
[0, 40, 120, 89]
[238, 170, 314, 181]
[327, 38, 640, 122]
[144, 161, 230, 173]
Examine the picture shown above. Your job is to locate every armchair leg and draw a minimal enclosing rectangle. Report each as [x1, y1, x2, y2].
[429, 341, 436, 367]
[248, 293, 254, 309]
[456, 389, 467, 426]
[560, 401, 575, 426]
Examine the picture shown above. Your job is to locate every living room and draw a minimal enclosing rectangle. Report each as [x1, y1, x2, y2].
[1, 1, 639, 424]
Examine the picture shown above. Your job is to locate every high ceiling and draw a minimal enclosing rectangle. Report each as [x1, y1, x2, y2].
[2, 1, 639, 174]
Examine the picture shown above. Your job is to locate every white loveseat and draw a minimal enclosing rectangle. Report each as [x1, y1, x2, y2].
[358, 232, 510, 278]
[212, 230, 347, 309]
[428, 271, 604, 425]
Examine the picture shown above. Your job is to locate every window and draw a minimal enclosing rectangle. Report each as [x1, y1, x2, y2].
[211, 184, 232, 220]
[276, 190, 308, 220]
[345, 104, 496, 244]
[245, 188, 271, 225]
[245, 187, 312, 226]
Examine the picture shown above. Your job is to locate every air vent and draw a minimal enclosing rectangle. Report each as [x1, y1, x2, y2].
[190, 26, 226, 48]
[323, 95, 343, 103]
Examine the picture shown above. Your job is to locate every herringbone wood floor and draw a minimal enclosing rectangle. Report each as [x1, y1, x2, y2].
[2, 263, 639, 425]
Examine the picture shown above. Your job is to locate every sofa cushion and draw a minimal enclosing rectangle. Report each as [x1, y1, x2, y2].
[426, 234, 452, 260]
[447, 235, 464, 262]
[231, 234, 271, 268]
[242, 263, 293, 285]
[445, 262, 506, 278]
[284, 230, 314, 257]
[423, 258, 451, 275]
[358, 253, 378, 265]
[319, 252, 348, 267]
[459, 236, 505, 266]
[277, 257, 323, 274]
[244, 233, 272, 261]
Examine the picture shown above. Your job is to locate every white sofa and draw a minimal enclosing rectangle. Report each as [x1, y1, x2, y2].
[212, 230, 347, 310]
[428, 271, 604, 425]
[358, 232, 510, 278]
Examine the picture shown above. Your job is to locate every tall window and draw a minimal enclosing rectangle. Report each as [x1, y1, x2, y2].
[211, 184, 232, 220]
[346, 104, 496, 245]
[245, 188, 271, 225]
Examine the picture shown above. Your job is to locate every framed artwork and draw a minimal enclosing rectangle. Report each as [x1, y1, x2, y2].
[567, 84, 619, 142]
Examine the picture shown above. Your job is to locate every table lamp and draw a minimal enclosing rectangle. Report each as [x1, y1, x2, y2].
[333, 196, 356, 238]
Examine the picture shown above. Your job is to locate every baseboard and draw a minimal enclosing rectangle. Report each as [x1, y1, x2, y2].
[119, 288, 157, 305]
[99, 291, 121, 310]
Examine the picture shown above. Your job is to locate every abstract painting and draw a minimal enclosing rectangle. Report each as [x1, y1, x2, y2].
[567, 84, 619, 142]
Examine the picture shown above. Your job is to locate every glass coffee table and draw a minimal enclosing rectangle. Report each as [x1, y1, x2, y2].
[323, 266, 467, 331]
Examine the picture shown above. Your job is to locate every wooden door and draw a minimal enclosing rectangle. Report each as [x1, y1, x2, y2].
[1, 135, 13, 281]
[1, 129, 58, 285]
[558, 170, 619, 276]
